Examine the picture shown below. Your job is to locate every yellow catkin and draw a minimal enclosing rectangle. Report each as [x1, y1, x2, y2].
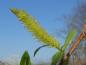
[10, 8, 61, 50]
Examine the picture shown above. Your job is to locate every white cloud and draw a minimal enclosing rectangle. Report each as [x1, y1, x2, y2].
[2, 54, 19, 65]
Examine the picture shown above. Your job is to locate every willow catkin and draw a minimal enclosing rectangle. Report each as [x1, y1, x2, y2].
[10, 8, 61, 50]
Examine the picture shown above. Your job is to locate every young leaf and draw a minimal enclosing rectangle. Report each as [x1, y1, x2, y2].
[62, 29, 77, 51]
[10, 8, 61, 50]
[51, 51, 64, 65]
[20, 50, 31, 65]
[34, 45, 49, 57]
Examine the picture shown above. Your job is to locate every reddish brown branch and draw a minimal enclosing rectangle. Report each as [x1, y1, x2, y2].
[68, 32, 85, 55]
[59, 24, 86, 65]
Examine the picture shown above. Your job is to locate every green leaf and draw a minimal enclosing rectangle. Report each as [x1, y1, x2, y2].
[51, 51, 64, 65]
[62, 29, 77, 51]
[10, 8, 61, 50]
[34, 45, 49, 57]
[20, 50, 31, 65]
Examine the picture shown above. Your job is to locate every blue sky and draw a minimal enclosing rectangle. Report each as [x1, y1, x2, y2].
[0, 0, 79, 63]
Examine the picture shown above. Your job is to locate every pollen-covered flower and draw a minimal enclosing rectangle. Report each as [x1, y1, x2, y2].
[10, 8, 61, 50]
